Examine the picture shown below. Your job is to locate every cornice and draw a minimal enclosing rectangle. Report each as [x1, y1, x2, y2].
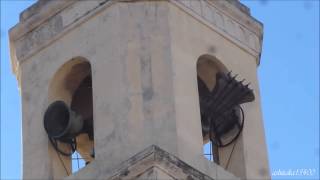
[9, 0, 263, 82]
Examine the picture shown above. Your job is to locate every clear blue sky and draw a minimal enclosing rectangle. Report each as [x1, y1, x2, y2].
[1, 0, 319, 179]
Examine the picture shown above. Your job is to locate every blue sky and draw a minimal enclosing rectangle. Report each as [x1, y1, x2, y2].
[1, 0, 319, 179]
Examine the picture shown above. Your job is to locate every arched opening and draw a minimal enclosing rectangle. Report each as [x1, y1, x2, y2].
[47, 57, 94, 176]
[196, 55, 227, 164]
[197, 54, 253, 166]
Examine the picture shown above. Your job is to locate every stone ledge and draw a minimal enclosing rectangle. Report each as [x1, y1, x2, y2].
[9, 0, 263, 83]
[65, 145, 239, 179]
[171, 0, 262, 64]
[225, 0, 250, 15]
[18, 0, 251, 23]
[11, 0, 75, 41]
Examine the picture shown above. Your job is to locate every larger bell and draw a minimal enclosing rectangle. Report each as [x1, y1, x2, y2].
[44, 100, 83, 142]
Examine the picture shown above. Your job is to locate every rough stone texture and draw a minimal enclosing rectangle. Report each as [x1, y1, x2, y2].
[136, 167, 175, 180]
[9, 0, 263, 79]
[9, 0, 270, 180]
[65, 145, 239, 180]
[174, 0, 262, 54]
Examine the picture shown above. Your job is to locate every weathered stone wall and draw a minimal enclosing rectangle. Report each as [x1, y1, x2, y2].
[9, 0, 269, 179]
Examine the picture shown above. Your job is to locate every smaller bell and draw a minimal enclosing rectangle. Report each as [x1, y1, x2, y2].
[44, 100, 83, 142]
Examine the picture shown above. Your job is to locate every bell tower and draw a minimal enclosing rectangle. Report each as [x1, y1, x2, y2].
[9, 0, 270, 179]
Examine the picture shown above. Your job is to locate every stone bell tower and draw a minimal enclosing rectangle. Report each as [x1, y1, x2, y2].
[9, 0, 270, 179]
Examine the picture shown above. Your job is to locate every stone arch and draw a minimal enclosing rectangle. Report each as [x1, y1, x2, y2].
[48, 57, 92, 104]
[196, 54, 228, 163]
[47, 57, 94, 175]
[197, 55, 228, 92]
